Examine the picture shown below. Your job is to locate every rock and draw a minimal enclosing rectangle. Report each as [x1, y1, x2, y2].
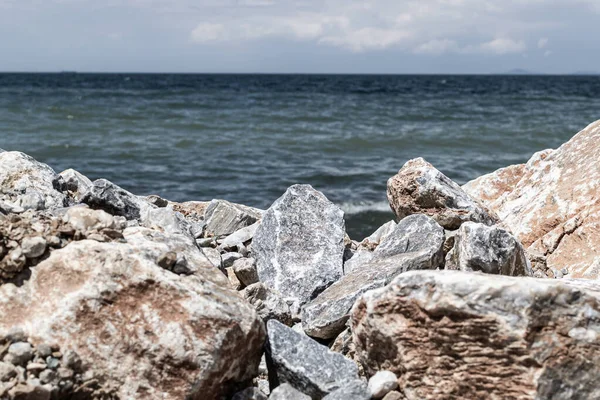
[146, 194, 169, 208]
[463, 120, 600, 278]
[302, 215, 444, 340]
[322, 380, 371, 400]
[269, 383, 311, 400]
[257, 379, 270, 396]
[8, 383, 51, 400]
[170, 201, 210, 224]
[0, 151, 67, 211]
[0, 226, 265, 399]
[361, 220, 396, 247]
[219, 222, 260, 251]
[351, 270, 600, 400]
[0, 361, 16, 381]
[233, 258, 259, 287]
[231, 387, 268, 400]
[226, 267, 244, 290]
[201, 247, 222, 269]
[254, 185, 345, 310]
[204, 199, 262, 238]
[445, 222, 532, 276]
[140, 206, 192, 237]
[387, 158, 496, 230]
[6, 343, 33, 366]
[59, 169, 92, 202]
[222, 252, 243, 268]
[381, 392, 403, 400]
[368, 371, 398, 399]
[38, 369, 56, 384]
[20, 237, 47, 259]
[62, 206, 125, 233]
[80, 178, 149, 220]
[343, 250, 374, 274]
[243, 283, 295, 326]
[265, 320, 359, 399]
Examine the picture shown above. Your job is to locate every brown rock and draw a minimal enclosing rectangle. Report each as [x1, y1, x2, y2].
[351, 270, 600, 400]
[463, 120, 600, 278]
[387, 158, 497, 230]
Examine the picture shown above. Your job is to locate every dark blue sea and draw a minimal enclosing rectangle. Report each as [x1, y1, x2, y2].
[1, 73, 599, 238]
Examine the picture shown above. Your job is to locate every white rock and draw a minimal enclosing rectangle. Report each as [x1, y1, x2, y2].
[368, 371, 398, 399]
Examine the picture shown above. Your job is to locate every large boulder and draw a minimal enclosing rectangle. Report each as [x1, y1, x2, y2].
[204, 199, 263, 238]
[387, 158, 496, 230]
[254, 185, 345, 311]
[302, 215, 444, 340]
[445, 222, 532, 276]
[0, 226, 265, 399]
[351, 270, 600, 400]
[265, 320, 359, 399]
[463, 120, 600, 278]
[0, 151, 67, 211]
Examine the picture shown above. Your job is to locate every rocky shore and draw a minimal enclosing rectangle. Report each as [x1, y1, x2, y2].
[1, 120, 600, 400]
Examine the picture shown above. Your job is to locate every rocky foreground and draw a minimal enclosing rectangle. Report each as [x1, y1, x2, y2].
[0, 120, 600, 400]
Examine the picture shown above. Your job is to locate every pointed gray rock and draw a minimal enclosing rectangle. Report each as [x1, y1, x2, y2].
[80, 179, 148, 220]
[254, 185, 345, 310]
[445, 222, 532, 276]
[302, 214, 444, 340]
[204, 199, 262, 237]
[266, 320, 359, 399]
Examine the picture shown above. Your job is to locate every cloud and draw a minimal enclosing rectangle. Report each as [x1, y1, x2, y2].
[414, 39, 459, 55]
[538, 37, 549, 48]
[190, 23, 227, 43]
[477, 38, 527, 54]
[320, 27, 412, 52]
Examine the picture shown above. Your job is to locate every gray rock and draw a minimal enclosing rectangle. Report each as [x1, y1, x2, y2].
[243, 283, 295, 326]
[145, 194, 169, 208]
[231, 387, 268, 400]
[387, 158, 497, 229]
[343, 250, 374, 275]
[0, 361, 17, 381]
[7, 383, 51, 400]
[7, 342, 33, 366]
[323, 380, 371, 400]
[381, 392, 403, 400]
[257, 379, 270, 396]
[140, 206, 192, 237]
[233, 258, 259, 286]
[361, 220, 396, 246]
[351, 270, 600, 400]
[59, 168, 93, 202]
[80, 178, 149, 220]
[219, 222, 260, 251]
[204, 199, 262, 238]
[445, 222, 532, 276]
[266, 320, 359, 399]
[20, 237, 47, 259]
[0, 151, 67, 211]
[368, 371, 398, 399]
[254, 185, 345, 310]
[196, 237, 215, 248]
[222, 252, 243, 268]
[38, 369, 56, 384]
[269, 383, 311, 400]
[302, 215, 444, 339]
[36, 344, 52, 358]
[201, 247, 222, 269]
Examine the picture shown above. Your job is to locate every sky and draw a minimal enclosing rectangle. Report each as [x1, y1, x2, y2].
[1, 0, 599, 74]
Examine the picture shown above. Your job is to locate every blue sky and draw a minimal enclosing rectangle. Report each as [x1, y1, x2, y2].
[1, 0, 599, 73]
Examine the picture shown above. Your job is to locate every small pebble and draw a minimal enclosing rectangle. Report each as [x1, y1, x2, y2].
[36, 344, 53, 358]
[39, 369, 57, 384]
[20, 236, 47, 258]
[7, 342, 33, 365]
[368, 370, 399, 399]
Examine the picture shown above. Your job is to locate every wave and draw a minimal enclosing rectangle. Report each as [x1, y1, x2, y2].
[338, 200, 391, 215]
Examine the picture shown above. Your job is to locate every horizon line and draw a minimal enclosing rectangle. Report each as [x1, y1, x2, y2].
[0, 71, 599, 76]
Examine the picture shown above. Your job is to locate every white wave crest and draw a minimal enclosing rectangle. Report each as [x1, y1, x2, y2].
[339, 200, 391, 215]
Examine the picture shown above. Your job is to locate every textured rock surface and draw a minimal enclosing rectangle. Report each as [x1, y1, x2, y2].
[302, 215, 444, 339]
[351, 270, 600, 400]
[322, 380, 370, 400]
[204, 199, 262, 238]
[368, 371, 398, 399]
[254, 185, 345, 310]
[219, 222, 260, 252]
[361, 220, 396, 248]
[233, 258, 259, 287]
[266, 320, 359, 399]
[387, 158, 496, 229]
[445, 222, 532, 276]
[269, 383, 311, 400]
[231, 387, 268, 400]
[0, 151, 67, 211]
[243, 283, 295, 326]
[80, 178, 149, 220]
[0, 226, 265, 399]
[463, 121, 600, 278]
[59, 168, 93, 202]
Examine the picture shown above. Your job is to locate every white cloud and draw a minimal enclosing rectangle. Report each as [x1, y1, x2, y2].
[477, 38, 527, 54]
[320, 28, 411, 52]
[190, 23, 227, 43]
[538, 37, 549, 48]
[414, 39, 459, 55]
[544, 50, 553, 57]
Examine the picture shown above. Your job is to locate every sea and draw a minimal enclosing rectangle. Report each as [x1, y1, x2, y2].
[1, 73, 599, 238]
